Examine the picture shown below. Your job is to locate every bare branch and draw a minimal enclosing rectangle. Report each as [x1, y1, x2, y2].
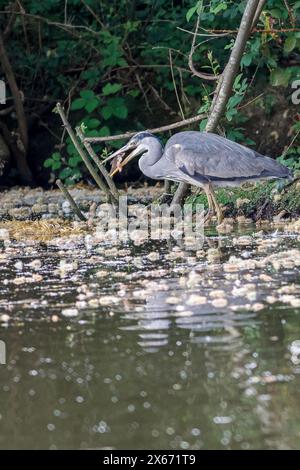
[56, 179, 87, 221]
[76, 127, 119, 202]
[188, 15, 220, 81]
[83, 113, 206, 144]
[169, 49, 185, 119]
[55, 103, 113, 200]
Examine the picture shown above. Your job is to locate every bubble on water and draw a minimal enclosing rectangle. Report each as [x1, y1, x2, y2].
[47, 423, 55, 431]
[76, 396, 84, 403]
[213, 416, 232, 424]
[166, 427, 175, 435]
[180, 441, 190, 449]
[93, 420, 110, 433]
[128, 404, 135, 412]
[191, 428, 201, 437]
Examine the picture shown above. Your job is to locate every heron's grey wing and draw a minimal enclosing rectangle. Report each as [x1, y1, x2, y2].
[165, 132, 274, 179]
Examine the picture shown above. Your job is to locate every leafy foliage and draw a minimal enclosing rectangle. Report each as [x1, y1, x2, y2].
[0, 0, 298, 183]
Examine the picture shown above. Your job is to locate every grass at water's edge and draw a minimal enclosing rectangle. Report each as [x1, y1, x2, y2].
[186, 180, 300, 220]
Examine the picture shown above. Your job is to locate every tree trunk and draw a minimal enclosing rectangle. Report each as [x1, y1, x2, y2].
[171, 0, 265, 206]
[0, 31, 33, 183]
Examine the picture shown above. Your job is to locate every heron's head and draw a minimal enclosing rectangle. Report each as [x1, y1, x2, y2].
[106, 132, 158, 177]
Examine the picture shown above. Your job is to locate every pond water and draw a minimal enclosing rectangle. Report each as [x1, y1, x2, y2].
[1, 225, 300, 450]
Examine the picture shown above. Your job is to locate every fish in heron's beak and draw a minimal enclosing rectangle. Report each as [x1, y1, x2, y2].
[108, 143, 143, 178]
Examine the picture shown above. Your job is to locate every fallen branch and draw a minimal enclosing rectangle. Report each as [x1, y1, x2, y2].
[83, 113, 206, 144]
[56, 179, 87, 221]
[76, 127, 119, 201]
[55, 102, 113, 200]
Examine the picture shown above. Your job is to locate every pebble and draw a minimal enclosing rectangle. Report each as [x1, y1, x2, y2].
[61, 308, 79, 317]
[186, 295, 207, 306]
[211, 298, 228, 308]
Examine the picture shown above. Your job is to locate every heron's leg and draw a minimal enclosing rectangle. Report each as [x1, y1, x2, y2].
[202, 185, 215, 223]
[208, 184, 224, 225]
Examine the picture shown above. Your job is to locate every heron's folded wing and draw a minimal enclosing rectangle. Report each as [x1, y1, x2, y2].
[166, 136, 265, 179]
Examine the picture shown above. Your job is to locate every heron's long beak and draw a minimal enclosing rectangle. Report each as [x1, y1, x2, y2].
[101, 141, 137, 166]
[110, 145, 143, 178]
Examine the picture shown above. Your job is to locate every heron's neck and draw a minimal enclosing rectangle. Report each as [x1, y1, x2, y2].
[138, 139, 163, 178]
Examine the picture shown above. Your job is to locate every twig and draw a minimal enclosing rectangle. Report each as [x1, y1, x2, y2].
[169, 49, 185, 119]
[56, 179, 87, 221]
[283, 0, 295, 28]
[80, 0, 104, 28]
[188, 15, 219, 81]
[251, 0, 266, 29]
[83, 113, 206, 143]
[76, 127, 119, 201]
[55, 102, 112, 199]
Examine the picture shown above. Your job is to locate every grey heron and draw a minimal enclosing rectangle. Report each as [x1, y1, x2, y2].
[106, 131, 292, 224]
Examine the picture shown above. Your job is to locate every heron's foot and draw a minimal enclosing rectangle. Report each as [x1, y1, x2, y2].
[216, 207, 224, 225]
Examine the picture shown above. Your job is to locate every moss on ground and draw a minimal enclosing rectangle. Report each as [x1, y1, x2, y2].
[187, 180, 300, 220]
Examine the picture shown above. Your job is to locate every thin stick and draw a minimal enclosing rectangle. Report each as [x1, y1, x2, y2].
[55, 102, 112, 199]
[84, 113, 206, 144]
[188, 15, 219, 81]
[76, 127, 119, 201]
[56, 179, 87, 221]
[169, 49, 185, 119]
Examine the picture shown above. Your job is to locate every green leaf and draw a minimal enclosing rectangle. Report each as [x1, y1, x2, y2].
[241, 53, 252, 67]
[269, 8, 284, 19]
[44, 158, 54, 168]
[85, 97, 100, 113]
[211, 2, 227, 14]
[186, 5, 198, 22]
[80, 89, 95, 100]
[68, 156, 81, 168]
[270, 68, 292, 87]
[52, 152, 61, 161]
[67, 143, 77, 156]
[99, 126, 110, 137]
[87, 118, 101, 129]
[52, 160, 62, 170]
[284, 36, 297, 54]
[71, 98, 86, 110]
[113, 105, 128, 119]
[101, 106, 113, 120]
[199, 119, 208, 131]
[102, 83, 122, 96]
[59, 168, 73, 180]
[106, 97, 128, 119]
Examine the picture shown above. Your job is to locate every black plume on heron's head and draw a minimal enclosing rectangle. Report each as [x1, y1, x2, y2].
[128, 131, 161, 146]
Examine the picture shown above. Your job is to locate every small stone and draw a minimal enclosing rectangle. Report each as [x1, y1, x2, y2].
[61, 308, 78, 317]
[186, 294, 207, 306]
[252, 303, 264, 312]
[0, 229, 9, 240]
[0, 314, 10, 322]
[211, 298, 228, 308]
